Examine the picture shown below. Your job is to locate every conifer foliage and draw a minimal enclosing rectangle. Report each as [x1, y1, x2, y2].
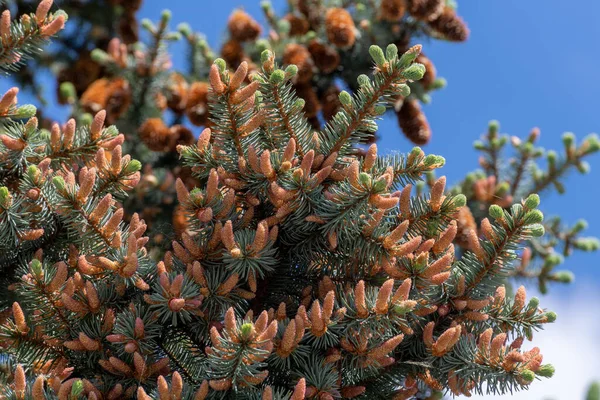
[0, 1, 599, 400]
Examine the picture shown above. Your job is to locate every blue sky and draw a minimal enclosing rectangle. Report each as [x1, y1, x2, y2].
[2, 1, 599, 397]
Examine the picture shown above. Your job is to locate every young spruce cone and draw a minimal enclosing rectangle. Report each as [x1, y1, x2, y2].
[228, 9, 261, 42]
[325, 8, 356, 48]
[397, 98, 431, 145]
[428, 6, 470, 42]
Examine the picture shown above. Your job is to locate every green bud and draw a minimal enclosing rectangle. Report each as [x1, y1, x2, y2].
[255, 39, 270, 54]
[422, 154, 438, 166]
[545, 311, 557, 322]
[104, 125, 119, 138]
[430, 77, 447, 90]
[80, 113, 93, 126]
[495, 181, 509, 196]
[488, 120, 500, 136]
[373, 177, 387, 192]
[553, 270, 574, 284]
[529, 224, 545, 237]
[545, 253, 563, 267]
[141, 18, 155, 32]
[240, 322, 253, 338]
[572, 219, 588, 233]
[177, 22, 192, 37]
[527, 296, 539, 309]
[574, 238, 600, 252]
[358, 172, 371, 186]
[71, 379, 84, 398]
[453, 194, 466, 208]
[401, 63, 426, 81]
[30, 259, 42, 276]
[398, 46, 421, 68]
[586, 382, 600, 400]
[562, 132, 575, 148]
[473, 140, 485, 150]
[0, 187, 11, 208]
[519, 369, 535, 384]
[385, 43, 398, 60]
[576, 161, 590, 174]
[536, 364, 555, 378]
[285, 64, 298, 78]
[269, 69, 285, 84]
[410, 146, 423, 159]
[260, 1, 271, 11]
[584, 133, 600, 153]
[392, 300, 416, 315]
[547, 150, 557, 164]
[53, 10, 69, 22]
[525, 209, 544, 224]
[489, 204, 504, 219]
[15, 104, 37, 119]
[27, 165, 39, 181]
[90, 48, 110, 64]
[369, 45, 386, 66]
[373, 105, 386, 115]
[278, 19, 291, 35]
[292, 98, 305, 113]
[214, 58, 226, 72]
[59, 82, 76, 103]
[52, 176, 66, 192]
[124, 160, 142, 174]
[161, 9, 172, 24]
[396, 83, 411, 97]
[357, 74, 371, 87]
[524, 193, 540, 209]
[165, 32, 181, 41]
[338, 91, 352, 106]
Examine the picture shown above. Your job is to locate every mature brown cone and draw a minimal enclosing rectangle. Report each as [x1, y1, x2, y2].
[320, 84, 341, 122]
[428, 7, 470, 42]
[308, 40, 340, 74]
[228, 9, 262, 42]
[380, 0, 407, 21]
[396, 98, 431, 145]
[454, 206, 477, 250]
[80, 78, 131, 124]
[284, 13, 310, 36]
[407, 0, 445, 21]
[221, 39, 245, 68]
[185, 82, 210, 127]
[57, 52, 103, 102]
[165, 73, 189, 114]
[119, 11, 139, 45]
[283, 44, 314, 84]
[325, 8, 356, 48]
[139, 118, 171, 151]
[416, 53, 436, 89]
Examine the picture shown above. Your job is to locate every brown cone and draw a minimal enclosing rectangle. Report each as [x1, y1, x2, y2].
[283, 14, 310, 36]
[415, 54, 436, 89]
[407, 0, 445, 21]
[283, 44, 314, 84]
[380, 0, 407, 21]
[428, 7, 470, 42]
[228, 10, 261, 42]
[185, 82, 210, 127]
[396, 99, 431, 145]
[325, 8, 356, 48]
[308, 40, 340, 74]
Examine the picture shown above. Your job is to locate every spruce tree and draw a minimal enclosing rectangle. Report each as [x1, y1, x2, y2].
[0, 1, 599, 399]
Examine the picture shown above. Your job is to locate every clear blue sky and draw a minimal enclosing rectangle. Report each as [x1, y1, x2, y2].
[4, 0, 600, 288]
